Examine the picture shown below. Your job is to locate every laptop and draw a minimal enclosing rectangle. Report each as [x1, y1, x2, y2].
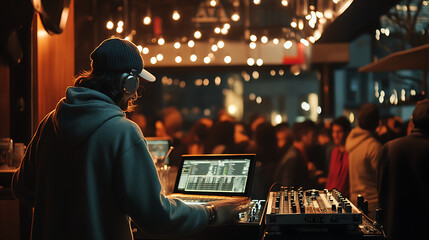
[146, 137, 171, 165]
[169, 154, 256, 205]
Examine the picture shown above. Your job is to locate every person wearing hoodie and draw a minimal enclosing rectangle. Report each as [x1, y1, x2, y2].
[11, 38, 245, 240]
[377, 99, 429, 239]
[345, 103, 381, 220]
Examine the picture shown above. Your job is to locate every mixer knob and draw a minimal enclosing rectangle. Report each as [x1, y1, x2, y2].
[337, 205, 342, 213]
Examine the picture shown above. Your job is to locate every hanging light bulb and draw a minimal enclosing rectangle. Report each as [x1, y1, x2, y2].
[106, 21, 114, 30]
[157, 37, 165, 45]
[172, 10, 180, 21]
[231, 12, 240, 21]
[194, 30, 202, 39]
[188, 40, 195, 47]
[143, 16, 151, 25]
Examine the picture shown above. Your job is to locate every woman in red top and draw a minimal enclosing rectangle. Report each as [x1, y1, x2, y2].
[326, 117, 352, 197]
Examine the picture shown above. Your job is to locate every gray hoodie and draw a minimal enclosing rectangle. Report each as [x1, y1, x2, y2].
[345, 127, 381, 219]
[12, 87, 209, 240]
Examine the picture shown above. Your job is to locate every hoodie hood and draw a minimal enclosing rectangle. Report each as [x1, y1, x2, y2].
[52, 87, 125, 146]
[345, 127, 374, 153]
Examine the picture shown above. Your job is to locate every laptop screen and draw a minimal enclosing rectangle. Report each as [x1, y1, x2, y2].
[146, 137, 171, 165]
[173, 154, 256, 197]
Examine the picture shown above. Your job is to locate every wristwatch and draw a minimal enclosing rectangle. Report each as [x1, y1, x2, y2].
[205, 205, 217, 224]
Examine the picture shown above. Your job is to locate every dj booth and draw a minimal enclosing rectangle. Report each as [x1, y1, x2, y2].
[133, 150, 385, 240]
[132, 188, 384, 240]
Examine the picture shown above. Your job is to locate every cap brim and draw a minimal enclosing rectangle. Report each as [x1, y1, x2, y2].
[139, 68, 156, 82]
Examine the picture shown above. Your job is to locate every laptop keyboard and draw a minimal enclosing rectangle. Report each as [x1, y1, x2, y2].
[174, 195, 230, 205]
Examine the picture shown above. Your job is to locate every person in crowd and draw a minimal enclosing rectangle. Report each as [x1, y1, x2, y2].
[254, 122, 282, 196]
[181, 118, 211, 155]
[376, 115, 404, 144]
[234, 121, 251, 153]
[325, 116, 352, 198]
[274, 122, 293, 157]
[307, 122, 332, 181]
[377, 99, 429, 239]
[274, 120, 320, 189]
[345, 103, 381, 219]
[206, 120, 236, 154]
[11, 38, 246, 240]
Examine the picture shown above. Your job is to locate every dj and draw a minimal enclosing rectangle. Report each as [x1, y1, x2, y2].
[12, 38, 247, 240]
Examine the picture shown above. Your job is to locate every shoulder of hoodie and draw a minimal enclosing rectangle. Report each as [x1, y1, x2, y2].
[96, 114, 146, 142]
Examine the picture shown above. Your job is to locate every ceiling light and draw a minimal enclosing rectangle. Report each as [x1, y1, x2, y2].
[231, 13, 240, 21]
[143, 16, 151, 25]
[174, 42, 181, 49]
[250, 35, 257, 42]
[224, 55, 232, 64]
[194, 30, 202, 39]
[284, 40, 292, 49]
[157, 37, 165, 45]
[106, 21, 114, 30]
[172, 10, 180, 21]
[261, 36, 268, 43]
[188, 40, 195, 47]
[175, 56, 182, 63]
[217, 40, 225, 48]
[156, 53, 163, 61]
[190, 54, 197, 62]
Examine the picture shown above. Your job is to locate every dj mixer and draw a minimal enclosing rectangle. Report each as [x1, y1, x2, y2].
[263, 187, 384, 239]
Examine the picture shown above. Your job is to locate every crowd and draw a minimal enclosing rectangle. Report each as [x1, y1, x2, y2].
[130, 99, 429, 239]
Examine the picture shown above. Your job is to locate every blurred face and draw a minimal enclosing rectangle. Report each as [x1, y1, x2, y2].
[332, 124, 345, 145]
[301, 130, 316, 148]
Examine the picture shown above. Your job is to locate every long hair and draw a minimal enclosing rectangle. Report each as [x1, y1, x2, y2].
[74, 70, 137, 112]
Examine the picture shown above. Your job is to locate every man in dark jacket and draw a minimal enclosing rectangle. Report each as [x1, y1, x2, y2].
[12, 38, 244, 240]
[377, 99, 429, 239]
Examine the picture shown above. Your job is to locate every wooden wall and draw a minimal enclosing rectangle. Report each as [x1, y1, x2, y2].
[0, 63, 10, 138]
[34, 0, 75, 125]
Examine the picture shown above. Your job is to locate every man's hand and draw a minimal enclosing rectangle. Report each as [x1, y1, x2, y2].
[206, 199, 250, 227]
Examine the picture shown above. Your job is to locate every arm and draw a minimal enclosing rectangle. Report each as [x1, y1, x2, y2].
[113, 138, 209, 235]
[12, 112, 53, 206]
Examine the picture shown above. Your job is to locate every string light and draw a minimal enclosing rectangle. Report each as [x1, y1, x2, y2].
[106, 21, 114, 30]
[188, 40, 195, 47]
[143, 16, 151, 25]
[172, 10, 180, 21]
[156, 53, 164, 61]
[175, 56, 182, 63]
[261, 36, 268, 43]
[231, 13, 240, 21]
[157, 37, 165, 45]
[224, 55, 232, 64]
[281, 0, 288, 7]
[190, 54, 197, 62]
[284, 40, 292, 49]
[210, 0, 217, 7]
[194, 30, 202, 39]
[217, 40, 225, 48]
[174, 42, 181, 49]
